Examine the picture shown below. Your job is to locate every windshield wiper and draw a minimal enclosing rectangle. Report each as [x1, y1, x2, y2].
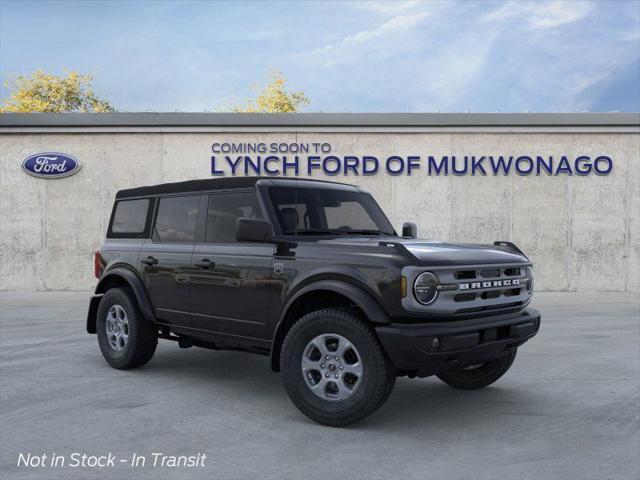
[283, 229, 391, 236]
[285, 229, 345, 236]
[339, 229, 387, 235]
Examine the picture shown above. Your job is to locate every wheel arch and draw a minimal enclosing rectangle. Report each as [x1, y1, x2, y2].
[87, 267, 155, 334]
[270, 279, 390, 372]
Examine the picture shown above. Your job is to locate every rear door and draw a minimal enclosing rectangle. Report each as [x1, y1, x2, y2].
[139, 194, 203, 326]
[189, 190, 274, 339]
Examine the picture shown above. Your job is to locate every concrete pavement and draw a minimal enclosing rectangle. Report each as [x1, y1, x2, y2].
[1, 291, 638, 480]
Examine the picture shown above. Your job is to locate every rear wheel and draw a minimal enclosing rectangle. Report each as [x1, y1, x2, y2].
[280, 308, 396, 427]
[97, 287, 157, 369]
[436, 349, 517, 390]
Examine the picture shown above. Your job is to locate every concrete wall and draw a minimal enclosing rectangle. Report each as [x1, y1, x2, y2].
[1, 130, 638, 291]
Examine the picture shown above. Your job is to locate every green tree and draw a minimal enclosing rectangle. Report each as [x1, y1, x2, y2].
[234, 71, 309, 113]
[1, 70, 114, 113]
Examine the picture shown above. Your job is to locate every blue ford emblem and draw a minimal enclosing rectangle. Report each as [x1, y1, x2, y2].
[22, 152, 81, 179]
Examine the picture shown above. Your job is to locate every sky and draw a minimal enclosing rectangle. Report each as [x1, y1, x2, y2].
[0, 0, 639, 112]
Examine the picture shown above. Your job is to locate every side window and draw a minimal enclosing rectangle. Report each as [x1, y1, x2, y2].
[154, 196, 200, 243]
[110, 199, 149, 235]
[206, 192, 262, 243]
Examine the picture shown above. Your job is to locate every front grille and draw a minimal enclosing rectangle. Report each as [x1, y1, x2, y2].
[455, 270, 476, 280]
[504, 288, 521, 297]
[449, 265, 530, 314]
[402, 262, 533, 318]
[454, 286, 523, 303]
[454, 293, 476, 302]
[479, 268, 500, 278]
[402, 262, 532, 318]
[456, 267, 522, 280]
[480, 290, 501, 300]
[451, 265, 530, 316]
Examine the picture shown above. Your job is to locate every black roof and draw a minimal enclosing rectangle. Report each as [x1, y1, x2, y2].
[115, 176, 354, 199]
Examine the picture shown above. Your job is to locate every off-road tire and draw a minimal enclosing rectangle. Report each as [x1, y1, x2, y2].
[97, 287, 157, 369]
[436, 349, 517, 390]
[280, 308, 396, 427]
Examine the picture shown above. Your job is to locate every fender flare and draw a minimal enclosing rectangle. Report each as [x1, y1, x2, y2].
[87, 267, 155, 333]
[280, 279, 390, 326]
[270, 279, 390, 371]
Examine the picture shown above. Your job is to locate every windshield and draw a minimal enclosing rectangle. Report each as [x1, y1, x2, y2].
[268, 186, 396, 236]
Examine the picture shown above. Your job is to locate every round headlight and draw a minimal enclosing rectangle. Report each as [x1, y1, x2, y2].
[526, 266, 534, 293]
[414, 272, 439, 305]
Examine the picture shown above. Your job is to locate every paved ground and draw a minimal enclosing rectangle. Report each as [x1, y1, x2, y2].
[0, 292, 638, 480]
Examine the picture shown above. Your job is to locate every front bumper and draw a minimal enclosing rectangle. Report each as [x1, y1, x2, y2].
[375, 308, 541, 377]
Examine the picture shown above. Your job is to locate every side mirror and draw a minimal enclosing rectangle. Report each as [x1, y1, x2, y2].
[236, 218, 274, 243]
[402, 222, 417, 239]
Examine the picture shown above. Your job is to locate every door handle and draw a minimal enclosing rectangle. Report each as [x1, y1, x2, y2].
[141, 256, 158, 266]
[194, 259, 215, 269]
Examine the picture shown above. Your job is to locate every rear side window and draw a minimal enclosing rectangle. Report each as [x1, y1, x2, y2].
[154, 196, 200, 243]
[110, 199, 150, 235]
[206, 192, 262, 243]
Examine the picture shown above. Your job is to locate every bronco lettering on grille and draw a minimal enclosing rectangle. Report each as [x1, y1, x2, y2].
[459, 279, 521, 290]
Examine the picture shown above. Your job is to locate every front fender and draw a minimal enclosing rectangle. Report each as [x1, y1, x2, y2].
[269, 279, 391, 371]
[286, 264, 381, 300]
[281, 279, 390, 326]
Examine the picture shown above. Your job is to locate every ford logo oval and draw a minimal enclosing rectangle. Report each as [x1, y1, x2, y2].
[21, 152, 81, 179]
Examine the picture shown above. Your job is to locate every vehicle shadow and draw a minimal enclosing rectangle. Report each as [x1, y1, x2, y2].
[120, 344, 535, 431]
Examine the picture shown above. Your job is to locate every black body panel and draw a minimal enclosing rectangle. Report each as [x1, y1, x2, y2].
[189, 242, 274, 338]
[90, 176, 541, 376]
[139, 241, 194, 325]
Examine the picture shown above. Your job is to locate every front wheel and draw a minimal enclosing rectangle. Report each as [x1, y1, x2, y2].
[436, 349, 517, 390]
[280, 308, 396, 427]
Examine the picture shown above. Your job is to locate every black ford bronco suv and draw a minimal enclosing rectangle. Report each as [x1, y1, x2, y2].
[88, 177, 540, 426]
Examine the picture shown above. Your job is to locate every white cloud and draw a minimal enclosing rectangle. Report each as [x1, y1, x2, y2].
[415, 29, 500, 110]
[292, 0, 631, 112]
[299, 1, 499, 109]
[562, 54, 633, 110]
[306, 11, 429, 66]
[338, 12, 428, 46]
[528, 1, 592, 28]
[620, 29, 640, 42]
[483, 0, 592, 29]
[482, 2, 523, 22]
[351, 0, 425, 15]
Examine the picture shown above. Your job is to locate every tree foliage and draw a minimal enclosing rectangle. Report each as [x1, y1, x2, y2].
[234, 71, 309, 113]
[1, 70, 114, 113]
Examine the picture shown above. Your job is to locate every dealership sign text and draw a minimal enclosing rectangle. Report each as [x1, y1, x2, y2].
[211, 142, 613, 177]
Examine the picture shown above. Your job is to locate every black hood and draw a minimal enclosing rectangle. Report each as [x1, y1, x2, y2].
[399, 239, 528, 266]
[317, 237, 528, 266]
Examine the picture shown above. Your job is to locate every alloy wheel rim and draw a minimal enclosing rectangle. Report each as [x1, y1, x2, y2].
[105, 304, 129, 351]
[301, 333, 363, 402]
